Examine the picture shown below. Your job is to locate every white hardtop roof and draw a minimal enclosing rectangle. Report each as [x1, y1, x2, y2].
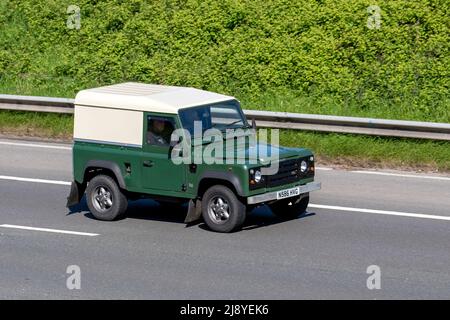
[74, 82, 236, 114]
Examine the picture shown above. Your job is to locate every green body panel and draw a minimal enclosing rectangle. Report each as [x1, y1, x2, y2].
[73, 140, 314, 199]
[72, 110, 316, 201]
[73, 142, 140, 191]
[73, 140, 192, 198]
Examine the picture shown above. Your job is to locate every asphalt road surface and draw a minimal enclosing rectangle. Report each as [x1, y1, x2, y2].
[0, 138, 449, 299]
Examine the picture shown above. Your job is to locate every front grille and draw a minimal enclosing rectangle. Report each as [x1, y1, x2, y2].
[265, 157, 311, 188]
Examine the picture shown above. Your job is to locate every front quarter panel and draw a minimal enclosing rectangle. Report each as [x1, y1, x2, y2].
[193, 163, 249, 197]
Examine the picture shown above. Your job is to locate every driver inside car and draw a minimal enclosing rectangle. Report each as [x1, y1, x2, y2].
[147, 118, 174, 146]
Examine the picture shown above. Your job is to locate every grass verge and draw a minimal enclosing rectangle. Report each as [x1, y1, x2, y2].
[281, 131, 450, 173]
[1, 110, 449, 173]
[0, 111, 73, 140]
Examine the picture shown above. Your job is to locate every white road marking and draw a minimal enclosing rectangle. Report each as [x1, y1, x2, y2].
[0, 153, 449, 224]
[0, 224, 99, 236]
[2, 139, 450, 181]
[315, 167, 334, 171]
[350, 170, 450, 181]
[2, 174, 449, 223]
[309, 204, 450, 221]
[316, 166, 449, 181]
[0, 140, 71, 150]
[0, 175, 71, 185]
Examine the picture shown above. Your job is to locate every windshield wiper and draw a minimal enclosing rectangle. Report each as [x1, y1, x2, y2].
[209, 120, 253, 140]
[225, 119, 244, 127]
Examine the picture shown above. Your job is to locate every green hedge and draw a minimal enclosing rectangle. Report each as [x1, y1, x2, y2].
[0, 0, 449, 121]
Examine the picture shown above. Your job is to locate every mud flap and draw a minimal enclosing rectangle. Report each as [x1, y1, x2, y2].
[66, 181, 84, 208]
[184, 199, 202, 223]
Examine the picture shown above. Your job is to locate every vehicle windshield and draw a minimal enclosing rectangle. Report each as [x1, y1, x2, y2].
[179, 100, 249, 137]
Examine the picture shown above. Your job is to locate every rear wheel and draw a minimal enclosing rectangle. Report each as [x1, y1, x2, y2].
[201, 185, 246, 233]
[270, 195, 309, 219]
[86, 175, 128, 221]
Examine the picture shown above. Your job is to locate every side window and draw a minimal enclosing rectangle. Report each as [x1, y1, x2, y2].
[146, 115, 175, 147]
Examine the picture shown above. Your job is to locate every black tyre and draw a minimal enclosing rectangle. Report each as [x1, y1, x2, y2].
[86, 175, 128, 221]
[270, 195, 309, 219]
[201, 185, 246, 233]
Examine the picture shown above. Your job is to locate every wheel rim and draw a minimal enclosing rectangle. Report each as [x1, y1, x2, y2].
[92, 186, 113, 212]
[207, 196, 230, 224]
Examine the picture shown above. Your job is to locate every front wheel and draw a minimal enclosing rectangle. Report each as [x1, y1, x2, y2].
[86, 175, 128, 221]
[270, 195, 309, 219]
[201, 185, 246, 233]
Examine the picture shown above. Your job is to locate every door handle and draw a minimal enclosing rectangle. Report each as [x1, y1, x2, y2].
[143, 160, 154, 167]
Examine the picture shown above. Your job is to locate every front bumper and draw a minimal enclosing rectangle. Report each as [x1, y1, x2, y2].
[247, 181, 321, 205]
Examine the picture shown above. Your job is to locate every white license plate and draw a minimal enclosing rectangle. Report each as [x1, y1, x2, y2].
[276, 187, 300, 200]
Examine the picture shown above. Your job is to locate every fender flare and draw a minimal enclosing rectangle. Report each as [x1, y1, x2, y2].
[83, 160, 127, 189]
[197, 171, 245, 197]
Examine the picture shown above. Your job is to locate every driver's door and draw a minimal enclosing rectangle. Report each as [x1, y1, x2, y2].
[141, 113, 186, 194]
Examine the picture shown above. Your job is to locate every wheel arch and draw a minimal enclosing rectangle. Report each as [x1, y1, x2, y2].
[83, 160, 127, 190]
[197, 171, 245, 198]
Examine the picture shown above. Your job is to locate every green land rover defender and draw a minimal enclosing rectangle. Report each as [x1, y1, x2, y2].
[67, 82, 321, 232]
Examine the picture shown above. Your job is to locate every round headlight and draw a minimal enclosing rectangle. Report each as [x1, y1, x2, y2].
[300, 160, 308, 172]
[254, 170, 262, 183]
